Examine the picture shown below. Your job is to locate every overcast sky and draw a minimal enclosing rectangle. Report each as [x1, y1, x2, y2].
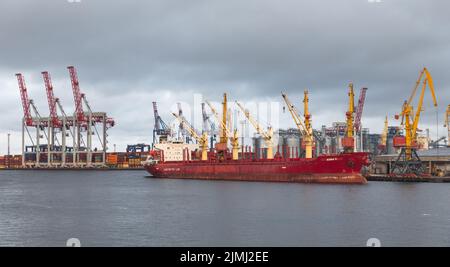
[1, 0, 449, 154]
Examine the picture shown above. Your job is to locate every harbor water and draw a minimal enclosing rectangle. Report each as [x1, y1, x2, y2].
[1, 170, 450, 246]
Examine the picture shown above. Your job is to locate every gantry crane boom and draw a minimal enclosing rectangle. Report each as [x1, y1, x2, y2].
[235, 101, 274, 159]
[205, 100, 240, 160]
[67, 66, 85, 123]
[281, 92, 313, 158]
[15, 73, 34, 127]
[42, 71, 62, 128]
[354, 87, 367, 133]
[172, 112, 208, 160]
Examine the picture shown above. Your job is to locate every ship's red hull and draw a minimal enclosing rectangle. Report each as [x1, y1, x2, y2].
[144, 152, 369, 184]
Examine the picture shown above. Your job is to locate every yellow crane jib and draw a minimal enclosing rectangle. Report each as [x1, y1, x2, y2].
[281, 92, 313, 159]
[172, 112, 209, 161]
[220, 93, 228, 144]
[235, 101, 274, 160]
[381, 116, 388, 148]
[205, 99, 240, 160]
[343, 82, 355, 152]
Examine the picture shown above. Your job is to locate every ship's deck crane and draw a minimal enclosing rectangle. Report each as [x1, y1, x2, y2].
[343, 83, 355, 153]
[303, 90, 314, 158]
[281, 92, 314, 158]
[392, 67, 438, 174]
[205, 100, 239, 160]
[235, 101, 274, 159]
[172, 112, 208, 160]
[202, 102, 217, 149]
[220, 94, 228, 144]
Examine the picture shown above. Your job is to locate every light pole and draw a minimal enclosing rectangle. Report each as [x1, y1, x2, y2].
[7, 133, 11, 168]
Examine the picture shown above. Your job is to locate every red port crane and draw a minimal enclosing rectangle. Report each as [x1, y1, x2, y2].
[354, 87, 367, 134]
[67, 66, 115, 128]
[42, 71, 62, 128]
[15, 73, 34, 127]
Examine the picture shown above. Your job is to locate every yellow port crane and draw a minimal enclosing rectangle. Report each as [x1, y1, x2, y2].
[172, 112, 209, 161]
[396, 67, 437, 160]
[235, 101, 274, 159]
[391, 67, 438, 175]
[205, 100, 240, 160]
[281, 91, 314, 159]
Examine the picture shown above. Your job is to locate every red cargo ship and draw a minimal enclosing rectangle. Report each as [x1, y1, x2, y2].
[143, 152, 370, 184]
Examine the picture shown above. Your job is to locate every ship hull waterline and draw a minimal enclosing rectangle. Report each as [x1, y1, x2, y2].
[144, 153, 369, 184]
